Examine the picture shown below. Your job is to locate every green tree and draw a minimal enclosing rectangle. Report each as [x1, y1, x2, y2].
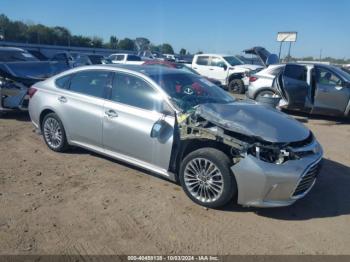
[91, 36, 103, 47]
[118, 38, 135, 51]
[160, 43, 174, 54]
[179, 48, 186, 55]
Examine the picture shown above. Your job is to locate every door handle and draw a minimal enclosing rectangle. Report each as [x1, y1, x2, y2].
[58, 96, 67, 103]
[193, 67, 198, 70]
[105, 109, 118, 118]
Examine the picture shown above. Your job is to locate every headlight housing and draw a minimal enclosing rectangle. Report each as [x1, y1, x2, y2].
[248, 145, 298, 164]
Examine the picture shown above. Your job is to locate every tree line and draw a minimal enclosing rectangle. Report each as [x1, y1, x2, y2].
[0, 14, 190, 55]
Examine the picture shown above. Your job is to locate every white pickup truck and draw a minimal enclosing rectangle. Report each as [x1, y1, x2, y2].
[192, 54, 263, 93]
[107, 53, 144, 65]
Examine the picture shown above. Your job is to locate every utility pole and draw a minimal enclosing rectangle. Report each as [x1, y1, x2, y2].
[287, 42, 292, 62]
[319, 49, 323, 61]
[278, 41, 283, 62]
[0, 28, 4, 41]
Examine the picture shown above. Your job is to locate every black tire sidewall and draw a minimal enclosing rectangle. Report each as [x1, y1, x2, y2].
[228, 79, 245, 94]
[42, 113, 68, 152]
[179, 148, 237, 208]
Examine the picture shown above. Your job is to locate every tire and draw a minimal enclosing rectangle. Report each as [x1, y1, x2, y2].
[179, 148, 237, 208]
[254, 89, 278, 100]
[41, 113, 69, 152]
[228, 79, 245, 94]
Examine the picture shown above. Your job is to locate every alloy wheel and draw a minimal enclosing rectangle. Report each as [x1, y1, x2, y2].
[184, 158, 224, 203]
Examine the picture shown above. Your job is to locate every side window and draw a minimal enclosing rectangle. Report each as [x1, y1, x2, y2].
[111, 73, 161, 111]
[284, 65, 307, 81]
[210, 57, 226, 67]
[55, 75, 71, 89]
[316, 68, 342, 86]
[69, 70, 111, 98]
[127, 55, 141, 61]
[196, 56, 209, 66]
[116, 55, 124, 61]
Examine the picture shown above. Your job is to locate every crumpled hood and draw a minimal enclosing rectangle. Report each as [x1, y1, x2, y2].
[195, 101, 310, 143]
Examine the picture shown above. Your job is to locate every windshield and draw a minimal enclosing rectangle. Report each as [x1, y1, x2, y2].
[0, 50, 39, 62]
[149, 72, 234, 112]
[331, 66, 350, 82]
[223, 56, 243, 66]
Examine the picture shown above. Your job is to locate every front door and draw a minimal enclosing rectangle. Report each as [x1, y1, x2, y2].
[192, 55, 210, 77]
[312, 66, 350, 116]
[208, 56, 228, 84]
[102, 72, 175, 171]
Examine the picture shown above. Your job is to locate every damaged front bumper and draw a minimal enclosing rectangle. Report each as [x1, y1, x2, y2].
[231, 139, 323, 207]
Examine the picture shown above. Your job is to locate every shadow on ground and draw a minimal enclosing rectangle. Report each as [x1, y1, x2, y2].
[223, 159, 350, 220]
[0, 111, 30, 122]
[282, 110, 350, 125]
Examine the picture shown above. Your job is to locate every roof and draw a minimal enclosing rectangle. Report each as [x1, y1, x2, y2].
[194, 53, 231, 57]
[58, 64, 186, 78]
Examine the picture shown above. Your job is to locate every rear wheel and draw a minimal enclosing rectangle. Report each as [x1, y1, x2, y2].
[42, 113, 69, 152]
[179, 148, 237, 208]
[228, 79, 245, 94]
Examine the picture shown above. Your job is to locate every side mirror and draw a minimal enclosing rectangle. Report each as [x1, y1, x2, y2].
[222, 64, 227, 71]
[150, 119, 173, 143]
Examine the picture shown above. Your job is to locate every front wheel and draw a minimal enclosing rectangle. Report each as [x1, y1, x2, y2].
[228, 79, 245, 94]
[179, 148, 237, 208]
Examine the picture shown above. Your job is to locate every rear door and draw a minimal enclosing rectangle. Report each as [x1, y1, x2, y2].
[102, 72, 175, 172]
[58, 70, 112, 148]
[280, 64, 309, 110]
[312, 66, 350, 115]
[192, 55, 210, 77]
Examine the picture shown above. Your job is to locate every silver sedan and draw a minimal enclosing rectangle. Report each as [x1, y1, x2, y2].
[28, 65, 323, 208]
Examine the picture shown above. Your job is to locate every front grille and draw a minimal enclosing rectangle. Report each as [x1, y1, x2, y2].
[292, 161, 321, 197]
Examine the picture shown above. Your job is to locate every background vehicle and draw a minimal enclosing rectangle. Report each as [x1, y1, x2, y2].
[142, 60, 222, 86]
[29, 65, 322, 209]
[50, 52, 102, 67]
[272, 64, 350, 117]
[107, 53, 143, 65]
[246, 64, 285, 99]
[191, 54, 262, 93]
[0, 47, 69, 113]
[0, 47, 39, 62]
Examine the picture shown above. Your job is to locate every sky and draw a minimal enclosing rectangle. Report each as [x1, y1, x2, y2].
[1, 0, 350, 58]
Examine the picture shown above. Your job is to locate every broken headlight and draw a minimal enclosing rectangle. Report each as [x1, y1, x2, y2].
[249, 145, 297, 164]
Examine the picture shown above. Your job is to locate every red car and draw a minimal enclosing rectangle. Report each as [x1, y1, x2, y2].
[142, 60, 222, 87]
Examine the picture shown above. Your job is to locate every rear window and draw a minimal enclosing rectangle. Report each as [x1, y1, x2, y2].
[196, 56, 209, 66]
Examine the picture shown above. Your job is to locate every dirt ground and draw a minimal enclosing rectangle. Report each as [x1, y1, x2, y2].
[0, 106, 350, 255]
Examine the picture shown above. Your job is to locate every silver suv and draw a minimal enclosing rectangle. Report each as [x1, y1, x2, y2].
[29, 65, 323, 208]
